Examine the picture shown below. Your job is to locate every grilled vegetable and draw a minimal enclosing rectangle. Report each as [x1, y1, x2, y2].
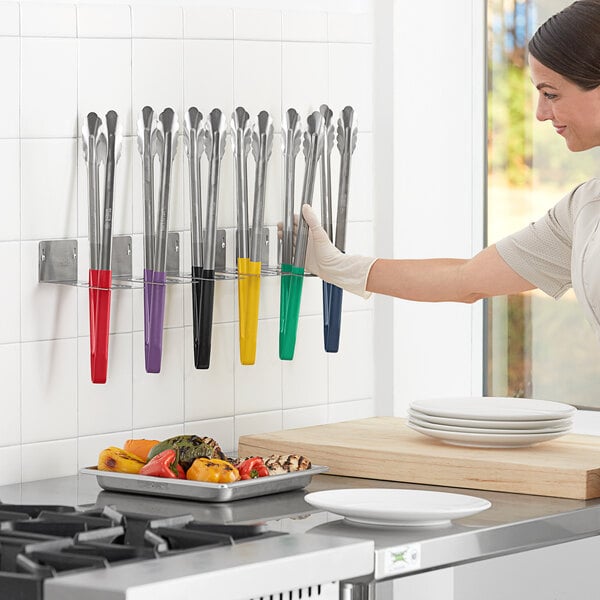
[123, 438, 160, 461]
[139, 449, 185, 479]
[186, 458, 240, 483]
[98, 447, 145, 474]
[264, 454, 311, 475]
[238, 457, 269, 479]
[147, 435, 225, 470]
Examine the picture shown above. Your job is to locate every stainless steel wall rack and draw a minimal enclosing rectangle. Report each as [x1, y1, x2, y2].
[38, 228, 277, 287]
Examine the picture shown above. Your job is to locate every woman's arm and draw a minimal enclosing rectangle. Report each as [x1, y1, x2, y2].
[366, 245, 536, 303]
[301, 204, 535, 302]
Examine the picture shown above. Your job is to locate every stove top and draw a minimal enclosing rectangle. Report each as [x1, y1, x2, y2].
[0, 501, 281, 600]
[3, 473, 600, 599]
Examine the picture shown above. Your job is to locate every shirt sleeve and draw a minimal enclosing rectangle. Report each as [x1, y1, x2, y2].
[495, 185, 578, 300]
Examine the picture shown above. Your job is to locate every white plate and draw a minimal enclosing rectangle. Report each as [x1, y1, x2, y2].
[408, 408, 573, 430]
[303, 488, 491, 527]
[408, 414, 572, 435]
[410, 397, 576, 421]
[407, 422, 569, 448]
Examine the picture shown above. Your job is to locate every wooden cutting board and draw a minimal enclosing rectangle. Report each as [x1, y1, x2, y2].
[238, 417, 600, 500]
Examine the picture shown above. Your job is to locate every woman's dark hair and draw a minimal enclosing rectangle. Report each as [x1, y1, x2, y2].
[529, 0, 600, 89]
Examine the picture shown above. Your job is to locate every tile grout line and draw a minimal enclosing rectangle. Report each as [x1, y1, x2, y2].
[18, 0, 23, 485]
[128, 3, 135, 440]
[279, 8, 284, 434]
[231, 20, 238, 450]
[75, 0, 80, 474]
[180, 4, 186, 432]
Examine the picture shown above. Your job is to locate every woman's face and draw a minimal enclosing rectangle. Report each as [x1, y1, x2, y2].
[530, 55, 600, 152]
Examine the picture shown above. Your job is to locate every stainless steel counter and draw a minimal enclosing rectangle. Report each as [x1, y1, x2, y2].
[2, 472, 600, 589]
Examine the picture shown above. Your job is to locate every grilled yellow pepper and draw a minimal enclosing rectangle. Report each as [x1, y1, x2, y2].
[186, 458, 240, 483]
[98, 446, 145, 474]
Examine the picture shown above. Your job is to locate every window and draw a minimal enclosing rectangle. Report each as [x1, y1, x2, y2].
[486, 0, 600, 407]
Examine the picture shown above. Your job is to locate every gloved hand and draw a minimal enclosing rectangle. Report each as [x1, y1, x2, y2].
[301, 204, 377, 299]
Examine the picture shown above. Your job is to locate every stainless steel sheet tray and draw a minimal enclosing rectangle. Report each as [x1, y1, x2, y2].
[80, 465, 329, 503]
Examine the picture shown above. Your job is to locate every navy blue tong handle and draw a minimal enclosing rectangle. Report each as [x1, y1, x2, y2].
[191, 265, 204, 369]
[197, 268, 215, 369]
[323, 281, 343, 353]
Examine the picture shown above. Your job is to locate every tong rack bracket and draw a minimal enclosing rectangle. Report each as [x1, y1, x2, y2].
[39, 240, 78, 283]
[166, 232, 180, 275]
[112, 235, 132, 278]
[258, 227, 269, 266]
[39, 229, 228, 284]
[236, 227, 269, 265]
[207, 229, 226, 271]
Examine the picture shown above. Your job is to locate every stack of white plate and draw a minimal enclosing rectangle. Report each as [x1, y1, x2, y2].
[407, 396, 576, 448]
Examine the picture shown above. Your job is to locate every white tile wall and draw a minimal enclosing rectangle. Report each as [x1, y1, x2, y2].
[183, 6, 232, 40]
[21, 139, 78, 240]
[282, 10, 327, 42]
[77, 333, 133, 435]
[0, 1, 374, 484]
[0, 37, 19, 138]
[77, 3, 131, 38]
[0, 343, 21, 446]
[233, 40, 281, 129]
[20, 3, 77, 38]
[0, 243, 20, 344]
[0, 140, 21, 240]
[0, 2, 19, 37]
[21, 338, 78, 443]
[0, 447, 22, 487]
[21, 38, 78, 138]
[131, 4, 182, 39]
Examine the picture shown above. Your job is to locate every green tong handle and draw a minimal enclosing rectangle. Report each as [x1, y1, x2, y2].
[279, 265, 304, 360]
[278, 262, 292, 358]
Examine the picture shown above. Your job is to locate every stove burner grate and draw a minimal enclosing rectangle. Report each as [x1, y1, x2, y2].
[0, 501, 282, 600]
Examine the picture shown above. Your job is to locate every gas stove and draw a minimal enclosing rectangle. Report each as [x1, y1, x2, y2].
[0, 499, 373, 600]
[5, 473, 599, 600]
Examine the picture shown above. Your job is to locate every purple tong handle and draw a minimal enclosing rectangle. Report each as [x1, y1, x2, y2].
[146, 270, 166, 373]
[144, 268, 153, 366]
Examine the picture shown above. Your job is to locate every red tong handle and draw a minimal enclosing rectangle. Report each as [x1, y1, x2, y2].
[89, 269, 112, 384]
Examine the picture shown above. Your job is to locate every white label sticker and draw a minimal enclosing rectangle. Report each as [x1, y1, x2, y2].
[384, 543, 421, 575]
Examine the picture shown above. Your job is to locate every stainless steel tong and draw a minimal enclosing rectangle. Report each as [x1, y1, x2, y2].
[145, 107, 179, 373]
[294, 111, 325, 271]
[319, 104, 335, 242]
[100, 111, 122, 271]
[196, 108, 227, 369]
[237, 110, 274, 365]
[183, 107, 205, 369]
[279, 110, 325, 360]
[138, 106, 157, 284]
[137, 106, 157, 371]
[82, 113, 107, 271]
[322, 105, 358, 352]
[82, 110, 121, 383]
[281, 108, 302, 270]
[249, 111, 274, 264]
[231, 107, 253, 365]
[278, 108, 302, 359]
[232, 107, 252, 264]
[335, 106, 358, 254]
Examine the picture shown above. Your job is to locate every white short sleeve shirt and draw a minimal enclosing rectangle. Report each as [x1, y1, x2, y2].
[496, 178, 600, 333]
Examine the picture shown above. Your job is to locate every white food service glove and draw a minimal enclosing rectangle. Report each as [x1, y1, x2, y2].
[301, 204, 377, 299]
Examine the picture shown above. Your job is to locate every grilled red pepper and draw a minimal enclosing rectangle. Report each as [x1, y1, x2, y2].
[139, 449, 185, 479]
[238, 457, 269, 480]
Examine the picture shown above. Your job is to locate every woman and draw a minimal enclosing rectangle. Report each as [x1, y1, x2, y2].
[303, 0, 600, 336]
